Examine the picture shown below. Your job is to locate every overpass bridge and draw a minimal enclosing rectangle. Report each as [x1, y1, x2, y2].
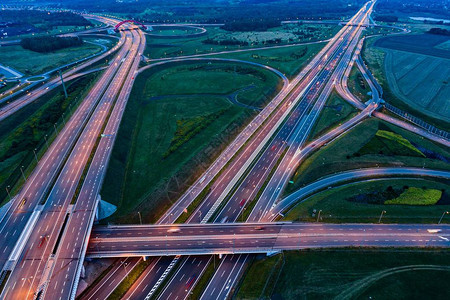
[86, 222, 450, 258]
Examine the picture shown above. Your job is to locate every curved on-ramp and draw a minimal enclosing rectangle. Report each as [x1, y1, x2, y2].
[268, 167, 450, 220]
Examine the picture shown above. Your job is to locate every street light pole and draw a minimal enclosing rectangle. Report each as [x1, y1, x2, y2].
[316, 210, 322, 222]
[20, 166, 26, 181]
[44, 134, 49, 148]
[438, 211, 449, 224]
[5, 185, 11, 200]
[33, 148, 38, 163]
[378, 210, 386, 224]
[138, 211, 142, 225]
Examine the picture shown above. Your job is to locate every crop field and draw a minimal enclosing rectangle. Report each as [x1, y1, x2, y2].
[382, 49, 450, 122]
[145, 24, 338, 60]
[364, 34, 450, 124]
[374, 33, 450, 59]
[283, 179, 450, 224]
[0, 42, 102, 76]
[236, 250, 450, 300]
[101, 61, 281, 223]
[285, 118, 450, 195]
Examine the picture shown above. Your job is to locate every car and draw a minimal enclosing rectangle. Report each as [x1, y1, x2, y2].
[167, 228, 180, 233]
[427, 229, 442, 233]
[185, 274, 197, 291]
[19, 197, 27, 208]
[254, 226, 264, 230]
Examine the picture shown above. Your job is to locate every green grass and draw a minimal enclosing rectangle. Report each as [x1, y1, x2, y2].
[347, 63, 371, 102]
[385, 187, 442, 206]
[101, 61, 281, 223]
[357, 129, 425, 157]
[163, 109, 227, 158]
[235, 249, 450, 300]
[308, 89, 357, 141]
[286, 118, 450, 195]
[145, 24, 336, 60]
[362, 35, 450, 127]
[283, 179, 450, 224]
[0, 42, 102, 76]
[236, 254, 283, 299]
[213, 42, 325, 79]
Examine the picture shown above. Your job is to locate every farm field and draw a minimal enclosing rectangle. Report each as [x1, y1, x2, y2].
[145, 24, 338, 60]
[0, 42, 103, 76]
[283, 178, 450, 224]
[236, 250, 450, 300]
[364, 33, 450, 124]
[101, 61, 282, 224]
[285, 118, 450, 195]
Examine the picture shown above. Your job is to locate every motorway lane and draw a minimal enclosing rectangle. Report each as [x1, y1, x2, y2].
[0, 28, 139, 300]
[0, 30, 130, 273]
[157, 256, 211, 300]
[86, 223, 450, 256]
[43, 28, 146, 300]
[107, 12, 359, 300]
[248, 24, 370, 223]
[87, 1, 376, 297]
[120, 257, 172, 300]
[200, 3, 377, 299]
[77, 257, 141, 300]
[153, 20, 362, 300]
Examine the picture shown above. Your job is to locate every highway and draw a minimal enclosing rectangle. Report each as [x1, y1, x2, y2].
[93, 2, 380, 299]
[2, 0, 446, 298]
[125, 2, 379, 300]
[0, 15, 122, 121]
[109, 12, 369, 299]
[0, 26, 130, 275]
[0, 21, 145, 300]
[86, 223, 450, 257]
[194, 3, 376, 300]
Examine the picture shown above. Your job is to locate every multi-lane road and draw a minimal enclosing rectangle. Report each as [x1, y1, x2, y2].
[0, 19, 145, 300]
[87, 223, 450, 257]
[1, 0, 449, 299]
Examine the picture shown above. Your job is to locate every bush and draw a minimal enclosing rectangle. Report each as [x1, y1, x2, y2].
[385, 187, 442, 205]
[20, 36, 83, 53]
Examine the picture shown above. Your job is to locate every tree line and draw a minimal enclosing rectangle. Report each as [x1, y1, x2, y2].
[20, 36, 83, 53]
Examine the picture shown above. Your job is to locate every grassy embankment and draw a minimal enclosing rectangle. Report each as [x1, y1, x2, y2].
[236, 249, 450, 300]
[0, 42, 103, 76]
[0, 72, 101, 206]
[101, 61, 282, 224]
